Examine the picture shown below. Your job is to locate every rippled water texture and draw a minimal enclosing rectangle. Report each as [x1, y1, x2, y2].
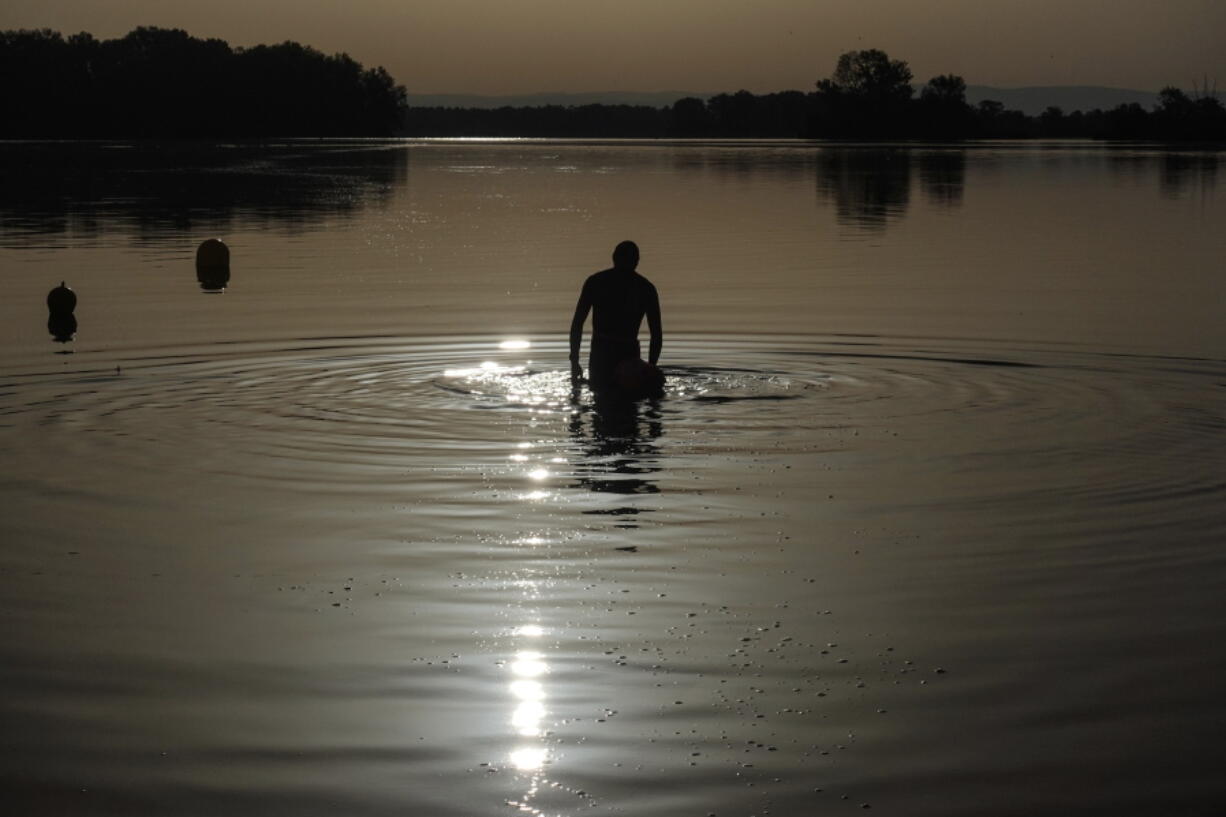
[1, 141, 1225, 816]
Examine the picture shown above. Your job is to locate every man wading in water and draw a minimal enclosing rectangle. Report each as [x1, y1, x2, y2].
[569, 241, 664, 396]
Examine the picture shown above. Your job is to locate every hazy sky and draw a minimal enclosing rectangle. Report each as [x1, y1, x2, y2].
[4, 0, 1224, 95]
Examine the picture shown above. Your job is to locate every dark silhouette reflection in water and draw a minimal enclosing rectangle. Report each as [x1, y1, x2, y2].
[0, 141, 407, 247]
[197, 265, 231, 292]
[816, 147, 911, 230]
[568, 387, 663, 529]
[1160, 152, 1219, 200]
[918, 148, 966, 208]
[47, 313, 77, 347]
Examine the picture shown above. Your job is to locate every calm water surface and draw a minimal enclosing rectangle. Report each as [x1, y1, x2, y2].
[1, 140, 1224, 816]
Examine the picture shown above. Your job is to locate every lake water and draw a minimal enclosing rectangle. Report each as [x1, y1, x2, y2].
[1, 139, 1224, 816]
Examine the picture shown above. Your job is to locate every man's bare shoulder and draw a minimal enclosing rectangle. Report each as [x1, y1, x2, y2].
[585, 268, 656, 294]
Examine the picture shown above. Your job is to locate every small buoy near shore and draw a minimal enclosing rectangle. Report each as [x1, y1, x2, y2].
[196, 238, 231, 292]
[47, 281, 76, 315]
[47, 281, 77, 344]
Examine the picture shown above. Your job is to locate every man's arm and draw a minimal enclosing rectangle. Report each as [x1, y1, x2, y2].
[646, 286, 662, 367]
[569, 281, 592, 379]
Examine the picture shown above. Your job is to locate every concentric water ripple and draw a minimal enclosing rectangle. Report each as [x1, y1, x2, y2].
[3, 333, 1223, 519]
[4, 332, 1226, 817]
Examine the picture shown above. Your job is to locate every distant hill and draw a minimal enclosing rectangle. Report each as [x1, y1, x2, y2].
[411, 86, 1162, 116]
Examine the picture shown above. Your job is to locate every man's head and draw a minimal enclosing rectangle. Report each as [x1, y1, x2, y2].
[612, 240, 639, 271]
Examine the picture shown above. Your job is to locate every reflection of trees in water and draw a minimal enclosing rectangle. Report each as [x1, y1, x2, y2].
[917, 149, 966, 207]
[1159, 153, 1218, 200]
[669, 146, 816, 179]
[815, 148, 911, 230]
[0, 141, 407, 245]
[567, 392, 663, 529]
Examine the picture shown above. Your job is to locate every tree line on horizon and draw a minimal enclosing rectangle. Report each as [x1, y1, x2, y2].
[411, 50, 1226, 141]
[2, 29, 1223, 141]
[0, 27, 407, 137]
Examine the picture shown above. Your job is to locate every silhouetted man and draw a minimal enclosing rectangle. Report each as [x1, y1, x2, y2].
[569, 240, 662, 391]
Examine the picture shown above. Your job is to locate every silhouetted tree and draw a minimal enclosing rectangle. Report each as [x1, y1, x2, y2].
[921, 74, 966, 105]
[668, 97, 710, 136]
[757, 90, 813, 137]
[707, 90, 760, 136]
[821, 49, 914, 102]
[14, 30, 1220, 141]
[0, 27, 408, 137]
[813, 49, 914, 137]
[1106, 103, 1150, 138]
[1152, 86, 1226, 140]
[917, 74, 972, 137]
[1039, 106, 1066, 136]
[974, 98, 1032, 137]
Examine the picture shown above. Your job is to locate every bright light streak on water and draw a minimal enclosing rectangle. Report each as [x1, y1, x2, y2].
[509, 746, 547, 772]
[511, 651, 548, 678]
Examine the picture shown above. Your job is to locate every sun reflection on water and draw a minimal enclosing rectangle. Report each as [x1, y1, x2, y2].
[507, 620, 553, 792]
[509, 745, 548, 772]
[511, 651, 548, 678]
[499, 339, 531, 350]
[439, 339, 577, 412]
[441, 360, 527, 379]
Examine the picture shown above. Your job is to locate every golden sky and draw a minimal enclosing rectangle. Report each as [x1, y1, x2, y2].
[3, 0, 1224, 94]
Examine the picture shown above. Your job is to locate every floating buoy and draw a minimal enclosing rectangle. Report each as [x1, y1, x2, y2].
[46, 281, 77, 343]
[196, 239, 231, 292]
[196, 239, 230, 271]
[46, 281, 76, 315]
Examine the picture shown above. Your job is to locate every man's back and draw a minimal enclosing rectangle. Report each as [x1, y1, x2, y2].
[582, 268, 659, 343]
